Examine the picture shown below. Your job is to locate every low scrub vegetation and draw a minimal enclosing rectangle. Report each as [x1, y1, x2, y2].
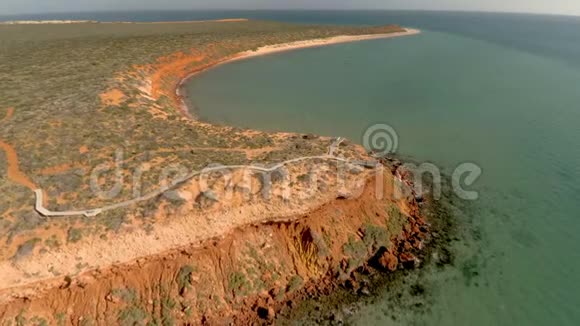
[0, 20, 403, 258]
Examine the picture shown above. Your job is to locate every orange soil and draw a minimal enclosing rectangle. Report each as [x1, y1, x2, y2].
[37, 163, 73, 176]
[143, 28, 416, 120]
[0, 30, 429, 323]
[99, 88, 126, 106]
[79, 145, 89, 154]
[0, 108, 13, 122]
[0, 108, 37, 190]
[145, 50, 253, 121]
[0, 172, 427, 324]
[150, 51, 206, 101]
[0, 152, 37, 189]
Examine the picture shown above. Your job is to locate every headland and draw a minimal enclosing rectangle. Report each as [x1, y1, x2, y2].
[0, 20, 434, 324]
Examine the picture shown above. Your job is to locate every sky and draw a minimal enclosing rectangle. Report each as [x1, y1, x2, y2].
[2, 0, 579, 17]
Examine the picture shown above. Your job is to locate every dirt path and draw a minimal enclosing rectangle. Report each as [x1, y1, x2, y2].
[0, 108, 38, 190]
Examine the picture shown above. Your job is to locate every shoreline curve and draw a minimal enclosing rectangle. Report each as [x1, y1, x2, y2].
[0, 26, 426, 320]
[175, 28, 421, 119]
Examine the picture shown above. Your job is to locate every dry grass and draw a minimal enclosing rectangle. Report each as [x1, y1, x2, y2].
[0, 20, 403, 263]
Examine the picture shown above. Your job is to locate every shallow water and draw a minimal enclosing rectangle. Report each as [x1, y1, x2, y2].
[182, 12, 580, 325]
[13, 9, 579, 325]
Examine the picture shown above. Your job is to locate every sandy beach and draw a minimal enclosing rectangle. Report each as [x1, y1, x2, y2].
[0, 24, 424, 323]
[237, 28, 421, 59]
[176, 28, 421, 117]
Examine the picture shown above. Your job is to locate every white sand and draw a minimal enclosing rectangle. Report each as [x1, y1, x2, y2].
[237, 28, 421, 60]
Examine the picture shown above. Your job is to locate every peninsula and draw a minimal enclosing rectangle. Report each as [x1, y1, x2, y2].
[0, 19, 428, 324]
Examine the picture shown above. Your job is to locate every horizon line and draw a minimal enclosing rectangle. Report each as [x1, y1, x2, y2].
[1, 8, 580, 19]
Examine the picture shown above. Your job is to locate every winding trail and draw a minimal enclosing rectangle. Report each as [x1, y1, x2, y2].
[34, 137, 378, 218]
[9, 29, 420, 217]
[0, 108, 38, 190]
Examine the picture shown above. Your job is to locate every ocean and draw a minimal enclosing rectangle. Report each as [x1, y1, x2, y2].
[183, 11, 580, 325]
[7, 10, 580, 325]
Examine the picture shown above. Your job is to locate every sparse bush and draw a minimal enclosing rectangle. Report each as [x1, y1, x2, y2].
[176, 265, 195, 295]
[228, 271, 249, 297]
[67, 228, 83, 243]
[287, 275, 304, 293]
[118, 306, 148, 326]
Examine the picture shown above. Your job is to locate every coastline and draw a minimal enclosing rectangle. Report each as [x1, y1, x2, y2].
[0, 18, 249, 24]
[0, 27, 422, 297]
[175, 28, 421, 119]
[0, 24, 436, 324]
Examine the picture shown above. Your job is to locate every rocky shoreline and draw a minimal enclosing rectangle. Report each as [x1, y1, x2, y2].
[272, 158, 458, 325]
[0, 156, 442, 325]
[201, 157, 457, 325]
[0, 22, 444, 325]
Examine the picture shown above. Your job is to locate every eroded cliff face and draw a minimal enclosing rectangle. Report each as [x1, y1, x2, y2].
[0, 22, 429, 325]
[0, 167, 428, 325]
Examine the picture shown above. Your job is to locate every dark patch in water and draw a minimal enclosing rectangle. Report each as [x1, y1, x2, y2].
[276, 167, 484, 325]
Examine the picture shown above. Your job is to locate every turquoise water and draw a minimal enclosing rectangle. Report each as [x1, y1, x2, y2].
[183, 13, 580, 325]
[4, 9, 579, 325]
